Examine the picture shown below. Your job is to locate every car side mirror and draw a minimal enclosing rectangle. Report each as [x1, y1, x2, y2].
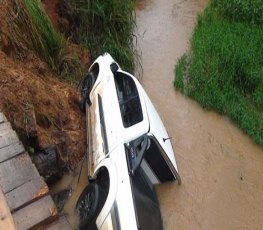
[110, 63, 119, 74]
[125, 134, 148, 175]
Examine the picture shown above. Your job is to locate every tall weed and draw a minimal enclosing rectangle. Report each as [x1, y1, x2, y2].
[70, 0, 136, 72]
[211, 0, 263, 24]
[7, 0, 65, 72]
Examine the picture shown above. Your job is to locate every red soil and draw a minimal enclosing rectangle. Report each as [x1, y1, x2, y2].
[0, 0, 88, 167]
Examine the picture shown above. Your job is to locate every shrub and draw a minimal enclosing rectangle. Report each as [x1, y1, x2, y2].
[175, 3, 263, 145]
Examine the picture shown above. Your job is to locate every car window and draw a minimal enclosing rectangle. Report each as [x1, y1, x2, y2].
[114, 72, 143, 128]
[144, 137, 175, 182]
[98, 94, 109, 154]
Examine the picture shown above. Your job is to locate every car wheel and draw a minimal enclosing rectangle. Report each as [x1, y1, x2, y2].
[76, 183, 100, 229]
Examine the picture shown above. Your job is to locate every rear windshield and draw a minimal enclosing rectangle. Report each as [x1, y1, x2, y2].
[114, 72, 143, 128]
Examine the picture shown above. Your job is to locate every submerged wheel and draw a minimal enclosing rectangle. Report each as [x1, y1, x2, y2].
[76, 183, 100, 229]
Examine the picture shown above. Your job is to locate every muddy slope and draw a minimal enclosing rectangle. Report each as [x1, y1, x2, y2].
[0, 0, 86, 167]
[135, 0, 263, 229]
[0, 50, 86, 166]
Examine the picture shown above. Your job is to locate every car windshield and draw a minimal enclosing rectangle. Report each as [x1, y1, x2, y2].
[114, 72, 143, 128]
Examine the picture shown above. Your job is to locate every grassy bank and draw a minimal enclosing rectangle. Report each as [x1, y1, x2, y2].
[5, 0, 88, 83]
[175, 0, 263, 146]
[7, 0, 65, 72]
[6, 0, 136, 79]
[70, 0, 136, 72]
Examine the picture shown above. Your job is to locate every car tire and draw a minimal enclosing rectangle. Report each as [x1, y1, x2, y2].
[76, 183, 100, 230]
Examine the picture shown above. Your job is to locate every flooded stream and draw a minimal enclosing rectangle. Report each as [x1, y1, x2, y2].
[52, 1, 263, 229]
[135, 0, 263, 229]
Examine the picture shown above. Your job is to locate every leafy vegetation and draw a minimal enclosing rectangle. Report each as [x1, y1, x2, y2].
[7, 0, 65, 72]
[70, 0, 136, 72]
[175, 1, 263, 145]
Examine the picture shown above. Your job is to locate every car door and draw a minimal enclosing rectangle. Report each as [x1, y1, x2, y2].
[138, 86, 181, 185]
[125, 135, 163, 230]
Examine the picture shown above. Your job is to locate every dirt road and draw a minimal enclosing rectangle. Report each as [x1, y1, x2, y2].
[135, 0, 263, 229]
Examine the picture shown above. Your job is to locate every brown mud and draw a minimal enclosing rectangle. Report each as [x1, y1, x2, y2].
[135, 0, 263, 229]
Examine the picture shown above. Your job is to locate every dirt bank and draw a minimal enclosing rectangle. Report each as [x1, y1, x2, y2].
[135, 0, 263, 229]
[0, 50, 86, 167]
[0, 0, 86, 168]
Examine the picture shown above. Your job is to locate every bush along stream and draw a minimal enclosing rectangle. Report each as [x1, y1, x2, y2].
[174, 0, 263, 146]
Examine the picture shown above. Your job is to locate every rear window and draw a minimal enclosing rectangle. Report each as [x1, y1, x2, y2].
[114, 72, 143, 128]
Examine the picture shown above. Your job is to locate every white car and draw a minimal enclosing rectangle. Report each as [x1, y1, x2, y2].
[76, 53, 181, 230]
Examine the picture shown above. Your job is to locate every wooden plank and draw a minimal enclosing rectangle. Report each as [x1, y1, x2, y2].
[0, 113, 7, 124]
[0, 142, 25, 163]
[13, 195, 57, 230]
[44, 216, 72, 230]
[0, 153, 40, 193]
[0, 130, 19, 149]
[0, 122, 11, 132]
[5, 178, 49, 212]
[0, 188, 16, 230]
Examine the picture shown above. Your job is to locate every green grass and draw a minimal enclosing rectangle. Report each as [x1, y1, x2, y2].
[6, 0, 84, 82]
[70, 0, 136, 72]
[175, 1, 263, 146]
[7, 0, 65, 72]
[24, 0, 65, 70]
[211, 0, 263, 24]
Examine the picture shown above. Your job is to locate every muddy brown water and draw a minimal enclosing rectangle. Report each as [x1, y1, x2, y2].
[49, 162, 88, 227]
[135, 0, 263, 229]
